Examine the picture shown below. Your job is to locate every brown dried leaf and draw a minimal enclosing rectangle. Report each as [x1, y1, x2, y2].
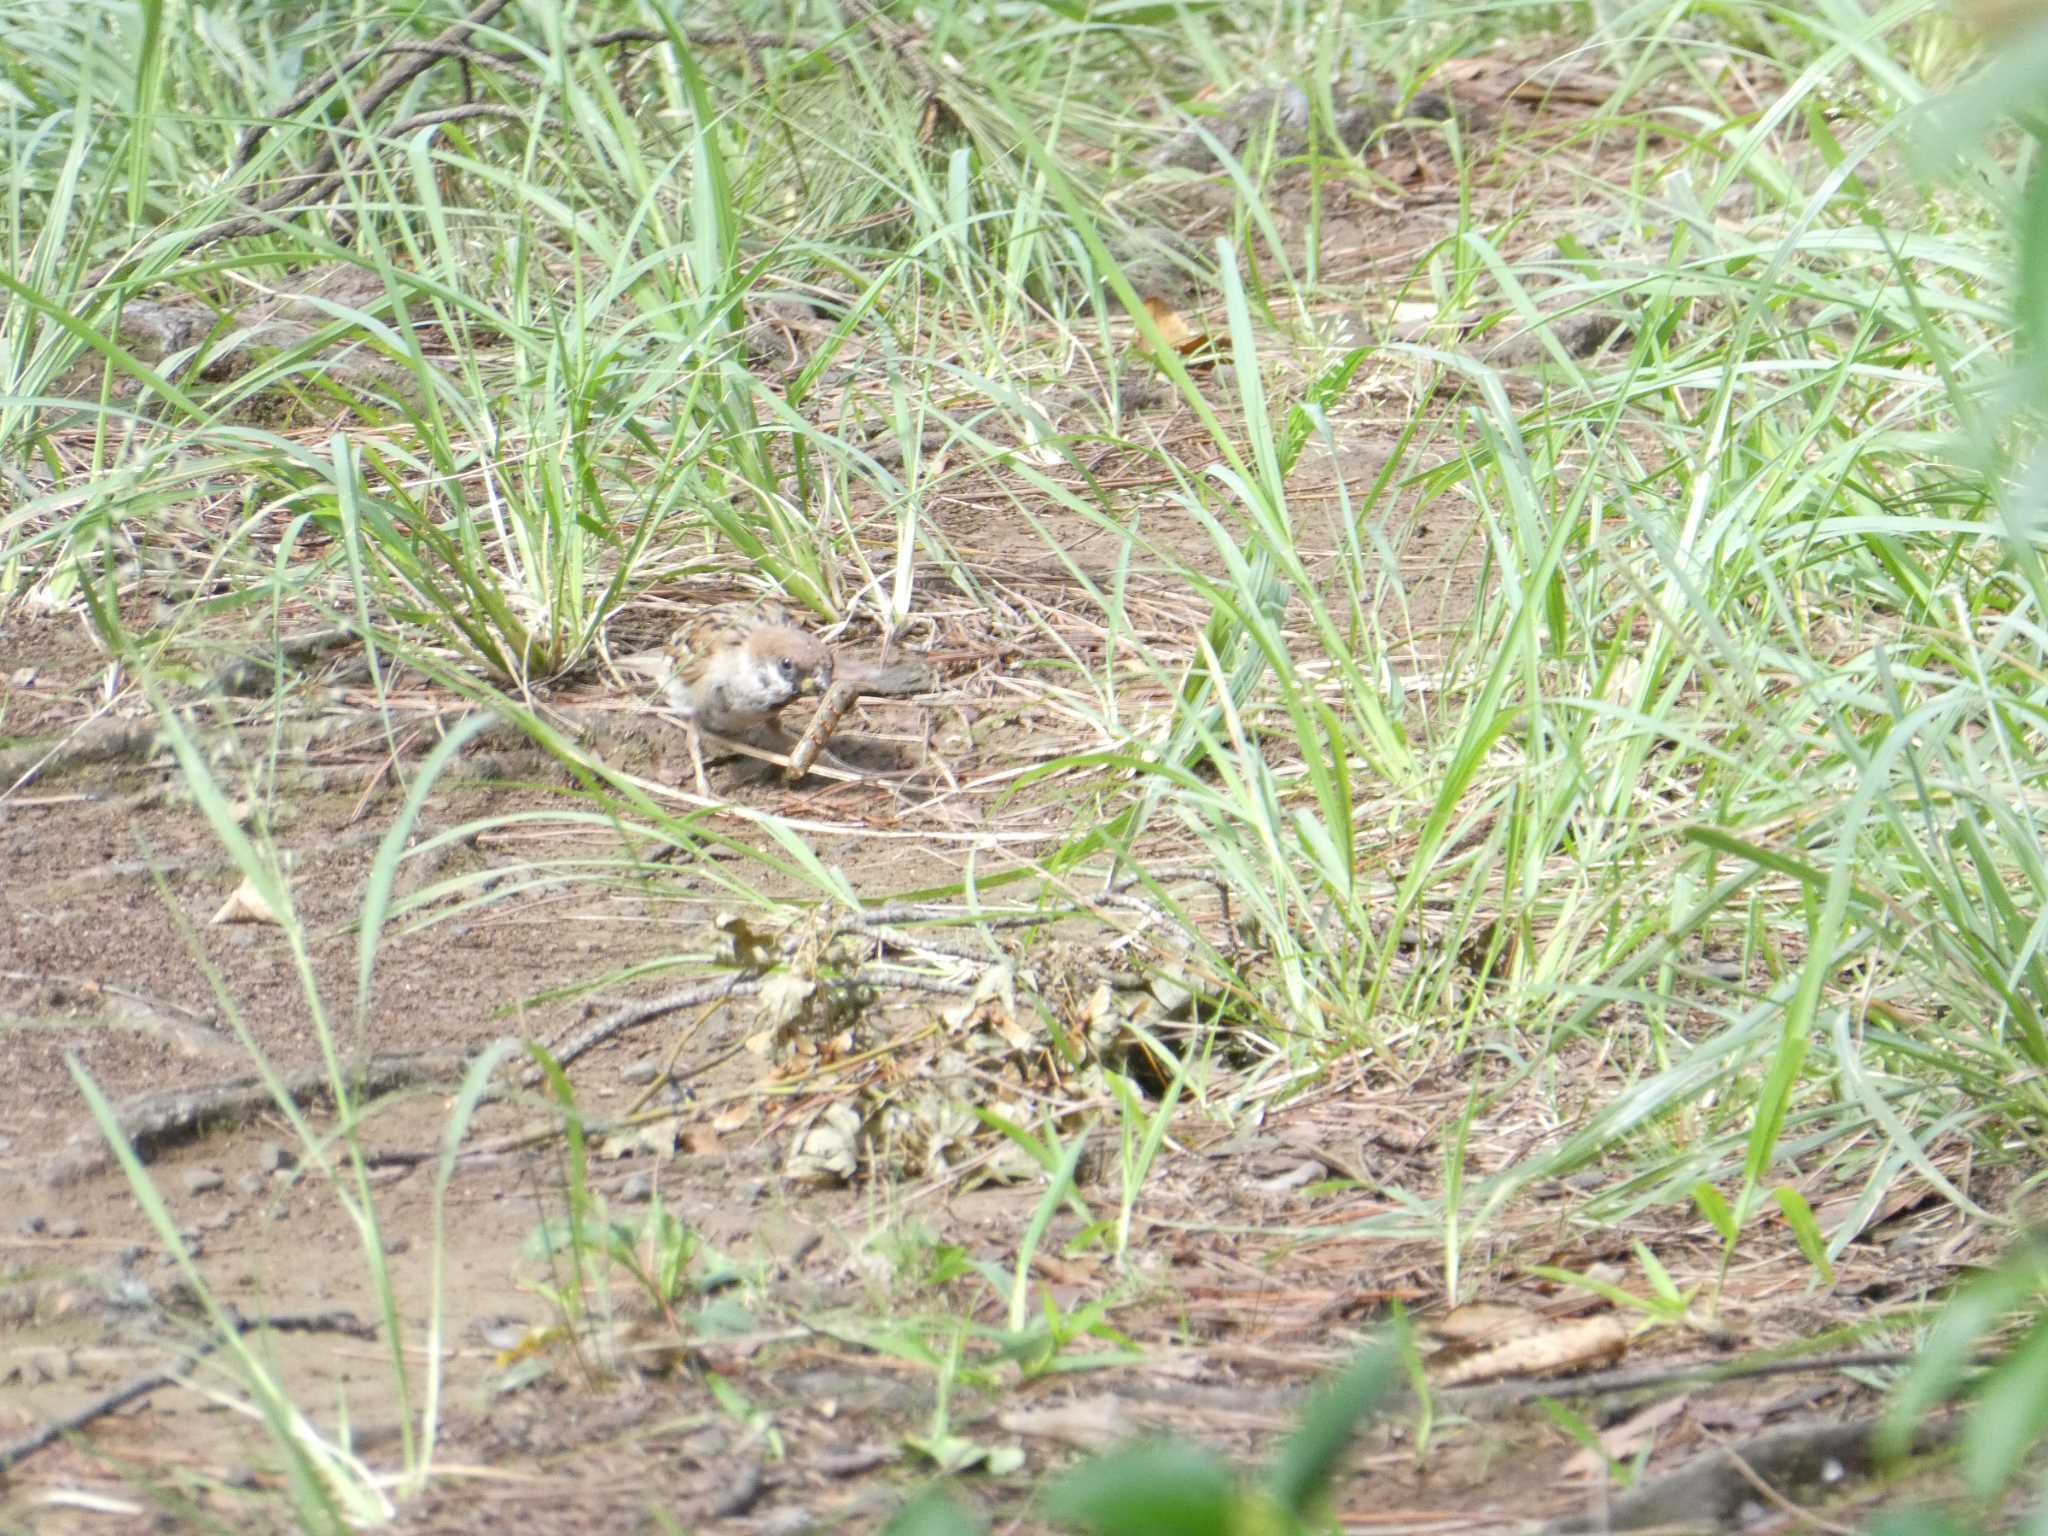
[1431, 1301, 1542, 1345]
[211, 876, 281, 927]
[942, 963, 1026, 1049]
[758, 971, 818, 1034]
[785, 1101, 863, 1184]
[711, 1099, 755, 1134]
[1431, 1313, 1629, 1387]
[1558, 1395, 1690, 1483]
[1140, 295, 1222, 368]
[998, 1395, 1134, 1451]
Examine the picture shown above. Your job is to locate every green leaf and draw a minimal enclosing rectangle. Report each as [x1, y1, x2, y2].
[1693, 1183, 1737, 1244]
[1771, 1187, 1833, 1286]
[1964, 1310, 2048, 1498]
[1265, 1337, 1401, 1515]
[1682, 826, 1828, 893]
[1885, 1253, 2044, 1460]
[883, 1487, 987, 1536]
[358, 711, 497, 1016]
[1042, 1440, 1238, 1536]
[905, 1432, 1018, 1476]
[1634, 1243, 1684, 1309]
[2020, 156, 2048, 412]
[1868, 1514, 1974, 1536]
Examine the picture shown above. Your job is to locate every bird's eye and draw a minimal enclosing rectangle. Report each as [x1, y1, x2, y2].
[779, 658, 797, 680]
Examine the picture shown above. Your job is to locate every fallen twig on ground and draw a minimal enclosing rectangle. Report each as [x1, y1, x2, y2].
[44, 1051, 468, 1186]
[0, 1308, 376, 1474]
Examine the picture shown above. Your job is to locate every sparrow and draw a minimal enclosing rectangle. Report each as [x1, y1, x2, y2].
[659, 602, 833, 794]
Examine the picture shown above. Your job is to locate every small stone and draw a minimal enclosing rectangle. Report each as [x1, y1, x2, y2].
[755, 1505, 819, 1536]
[271, 1205, 291, 1222]
[45, 1217, 84, 1240]
[256, 1142, 295, 1174]
[159, 1278, 203, 1314]
[617, 1173, 654, 1204]
[30, 1349, 70, 1383]
[236, 1173, 266, 1198]
[620, 1060, 661, 1087]
[17, 1215, 45, 1236]
[385, 1236, 411, 1257]
[42, 1287, 90, 1321]
[472, 1320, 529, 1352]
[184, 1167, 225, 1196]
[1149, 971, 1196, 1017]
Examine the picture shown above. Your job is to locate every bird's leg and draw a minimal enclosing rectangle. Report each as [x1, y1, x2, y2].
[686, 720, 713, 798]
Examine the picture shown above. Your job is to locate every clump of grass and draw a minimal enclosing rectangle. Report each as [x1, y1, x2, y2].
[886, 1334, 1406, 1535]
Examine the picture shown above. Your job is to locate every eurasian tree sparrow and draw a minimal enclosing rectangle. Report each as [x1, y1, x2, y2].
[660, 602, 833, 794]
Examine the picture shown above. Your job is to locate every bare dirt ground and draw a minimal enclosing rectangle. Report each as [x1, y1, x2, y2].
[0, 79, 1981, 1536]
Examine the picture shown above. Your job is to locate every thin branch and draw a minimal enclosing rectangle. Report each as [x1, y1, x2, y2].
[835, 0, 950, 143]
[534, 974, 762, 1078]
[0, 1310, 376, 1474]
[230, 0, 515, 174]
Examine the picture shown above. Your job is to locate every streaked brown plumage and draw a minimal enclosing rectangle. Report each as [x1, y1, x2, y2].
[659, 602, 833, 794]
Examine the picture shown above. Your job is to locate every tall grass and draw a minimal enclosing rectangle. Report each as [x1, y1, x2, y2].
[983, 0, 2046, 1277]
[9, 0, 2033, 1210]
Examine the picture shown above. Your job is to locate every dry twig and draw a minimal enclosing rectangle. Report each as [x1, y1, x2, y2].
[0, 1310, 376, 1474]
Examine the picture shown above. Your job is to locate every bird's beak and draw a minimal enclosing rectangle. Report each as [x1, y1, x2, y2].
[800, 668, 830, 697]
